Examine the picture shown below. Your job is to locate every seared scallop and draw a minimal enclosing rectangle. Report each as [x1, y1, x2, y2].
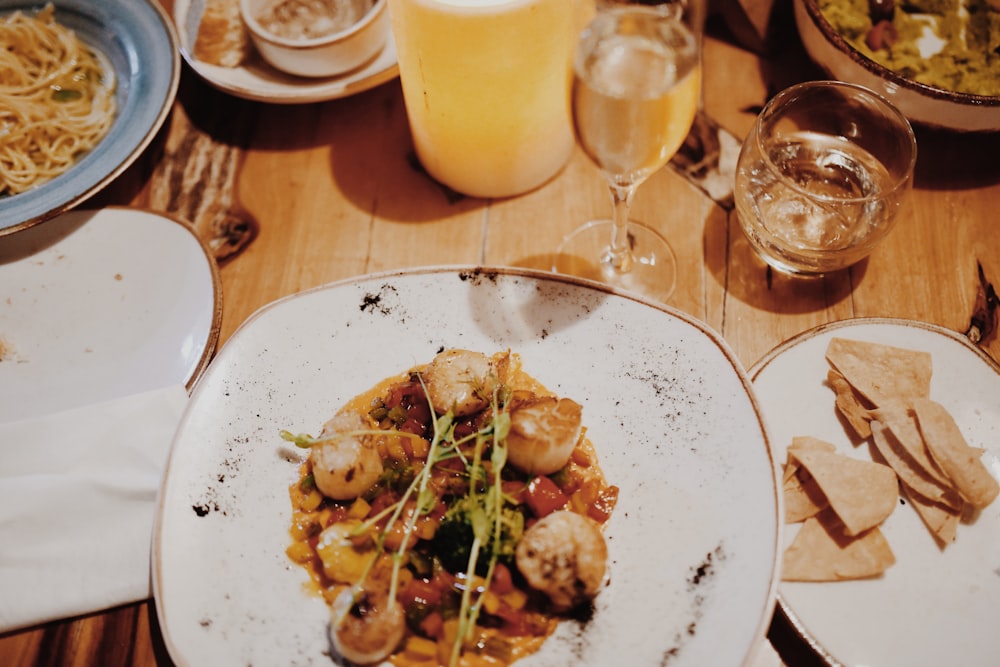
[311, 411, 383, 500]
[330, 585, 405, 665]
[422, 349, 505, 417]
[515, 510, 608, 610]
[506, 395, 582, 475]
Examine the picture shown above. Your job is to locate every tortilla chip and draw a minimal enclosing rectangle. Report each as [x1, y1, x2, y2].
[827, 369, 873, 440]
[782, 513, 895, 581]
[791, 448, 899, 536]
[783, 436, 837, 483]
[784, 470, 829, 523]
[783, 437, 837, 521]
[870, 420, 963, 510]
[825, 338, 932, 407]
[912, 398, 1000, 509]
[872, 403, 953, 488]
[904, 486, 961, 547]
[789, 436, 838, 453]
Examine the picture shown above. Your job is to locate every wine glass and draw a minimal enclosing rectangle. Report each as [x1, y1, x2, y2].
[553, 3, 701, 302]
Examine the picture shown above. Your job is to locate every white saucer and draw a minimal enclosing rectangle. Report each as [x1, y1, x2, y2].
[173, 0, 399, 103]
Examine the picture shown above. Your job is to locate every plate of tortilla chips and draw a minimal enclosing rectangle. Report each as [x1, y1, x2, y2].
[750, 318, 1000, 667]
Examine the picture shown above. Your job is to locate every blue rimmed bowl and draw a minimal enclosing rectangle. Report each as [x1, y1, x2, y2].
[0, 0, 180, 235]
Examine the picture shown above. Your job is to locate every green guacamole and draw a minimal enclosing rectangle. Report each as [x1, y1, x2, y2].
[819, 0, 1000, 96]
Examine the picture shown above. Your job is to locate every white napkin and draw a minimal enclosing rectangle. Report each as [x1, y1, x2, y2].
[0, 383, 188, 633]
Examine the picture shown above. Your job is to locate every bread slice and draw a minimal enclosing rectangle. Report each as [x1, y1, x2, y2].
[193, 0, 251, 68]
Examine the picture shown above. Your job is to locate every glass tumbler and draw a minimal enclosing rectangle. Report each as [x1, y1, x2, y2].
[734, 80, 917, 275]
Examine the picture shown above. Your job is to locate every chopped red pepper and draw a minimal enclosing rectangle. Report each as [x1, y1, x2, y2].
[400, 577, 443, 607]
[491, 562, 515, 594]
[588, 484, 620, 524]
[525, 475, 569, 518]
[407, 400, 432, 425]
[453, 420, 476, 439]
[399, 417, 426, 437]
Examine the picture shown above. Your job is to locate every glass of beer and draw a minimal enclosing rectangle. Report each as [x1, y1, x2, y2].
[553, 4, 701, 303]
[734, 80, 917, 275]
[387, 0, 592, 199]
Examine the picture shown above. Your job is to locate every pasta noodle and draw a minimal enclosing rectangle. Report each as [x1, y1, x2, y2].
[0, 4, 116, 196]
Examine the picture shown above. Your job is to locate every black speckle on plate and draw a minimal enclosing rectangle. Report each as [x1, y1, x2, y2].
[457, 268, 499, 285]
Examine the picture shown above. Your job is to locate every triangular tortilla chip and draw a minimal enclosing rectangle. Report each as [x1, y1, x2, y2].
[783, 437, 836, 522]
[783, 436, 836, 483]
[789, 436, 838, 453]
[782, 513, 895, 581]
[872, 403, 952, 488]
[784, 470, 829, 523]
[912, 398, 1000, 509]
[903, 485, 961, 547]
[870, 420, 963, 510]
[825, 338, 932, 407]
[791, 448, 899, 536]
[827, 369, 873, 440]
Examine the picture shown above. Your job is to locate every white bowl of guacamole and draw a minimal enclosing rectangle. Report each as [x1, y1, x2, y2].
[794, 0, 1000, 132]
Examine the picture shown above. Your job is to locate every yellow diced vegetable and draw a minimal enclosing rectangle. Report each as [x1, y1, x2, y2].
[285, 541, 314, 564]
[482, 590, 501, 614]
[386, 435, 408, 461]
[289, 515, 318, 541]
[415, 516, 439, 540]
[300, 487, 323, 512]
[409, 437, 431, 459]
[503, 588, 528, 610]
[403, 635, 438, 659]
[347, 497, 371, 519]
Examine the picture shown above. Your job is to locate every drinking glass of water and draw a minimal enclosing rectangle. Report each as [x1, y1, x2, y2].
[734, 80, 917, 275]
[553, 3, 700, 302]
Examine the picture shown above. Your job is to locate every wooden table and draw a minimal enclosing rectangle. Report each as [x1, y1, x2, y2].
[2, 0, 998, 665]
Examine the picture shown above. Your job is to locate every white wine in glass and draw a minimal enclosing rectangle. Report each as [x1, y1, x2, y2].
[554, 5, 700, 302]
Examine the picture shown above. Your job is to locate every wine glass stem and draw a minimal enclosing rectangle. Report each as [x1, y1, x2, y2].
[606, 183, 637, 274]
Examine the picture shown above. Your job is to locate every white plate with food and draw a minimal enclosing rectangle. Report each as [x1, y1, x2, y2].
[0, 207, 222, 422]
[0, 0, 180, 235]
[173, 0, 399, 103]
[750, 318, 1000, 667]
[153, 267, 781, 667]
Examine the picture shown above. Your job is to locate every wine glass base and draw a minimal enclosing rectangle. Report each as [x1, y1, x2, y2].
[552, 219, 678, 303]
